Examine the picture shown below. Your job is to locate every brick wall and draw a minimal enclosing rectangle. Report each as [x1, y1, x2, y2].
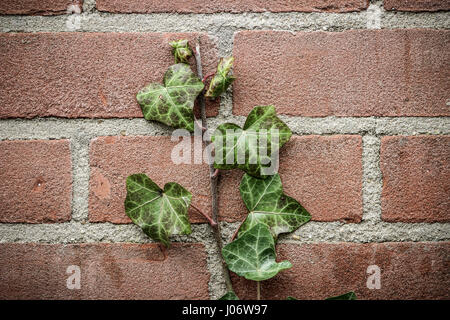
[0, 0, 449, 300]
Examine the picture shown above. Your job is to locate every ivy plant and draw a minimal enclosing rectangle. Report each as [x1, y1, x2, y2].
[212, 105, 292, 178]
[124, 174, 192, 247]
[124, 39, 355, 301]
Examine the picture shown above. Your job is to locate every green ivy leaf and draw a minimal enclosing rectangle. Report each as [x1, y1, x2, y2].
[205, 57, 235, 99]
[169, 39, 192, 64]
[286, 296, 297, 300]
[136, 63, 204, 132]
[325, 292, 357, 300]
[125, 174, 192, 247]
[238, 173, 310, 239]
[222, 223, 292, 281]
[218, 291, 239, 300]
[212, 105, 292, 178]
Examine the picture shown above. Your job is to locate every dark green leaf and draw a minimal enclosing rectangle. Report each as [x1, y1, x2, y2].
[136, 63, 204, 132]
[125, 174, 192, 247]
[238, 173, 310, 239]
[222, 223, 292, 281]
[205, 57, 235, 99]
[219, 291, 239, 300]
[212, 105, 292, 178]
[169, 39, 192, 64]
[286, 296, 297, 300]
[325, 292, 357, 300]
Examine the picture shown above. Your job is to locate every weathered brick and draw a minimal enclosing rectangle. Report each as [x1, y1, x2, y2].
[0, 33, 218, 119]
[0, 140, 72, 223]
[219, 135, 363, 223]
[0, 243, 209, 299]
[97, 0, 369, 13]
[0, 0, 81, 15]
[384, 0, 450, 11]
[381, 136, 450, 222]
[89, 135, 362, 224]
[232, 242, 450, 299]
[89, 136, 217, 223]
[233, 30, 450, 117]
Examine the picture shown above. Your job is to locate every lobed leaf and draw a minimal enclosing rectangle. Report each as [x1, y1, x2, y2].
[218, 291, 239, 300]
[125, 173, 192, 247]
[205, 57, 235, 99]
[212, 105, 292, 178]
[169, 39, 192, 64]
[238, 173, 310, 239]
[325, 291, 357, 300]
[222, 223, 292, 281]
[136, 63, 204, 132]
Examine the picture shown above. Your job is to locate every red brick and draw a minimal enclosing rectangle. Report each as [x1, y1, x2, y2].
[219, 135, 363, 223]
[89, 136, 220, 223]
[233, 30, 450, 117]
[0, 243, 209, 299]
[0, 140, 72, 223]
[232, 242, 450, 300]
[381, 136, 450, 222]
[97, 0, 369, 13]
[0, 33, 218, 119]
[0, 0, 81, 15]
[384, 0, 450, 11]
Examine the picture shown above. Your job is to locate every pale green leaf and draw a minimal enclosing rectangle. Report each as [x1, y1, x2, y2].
[205, 57, 235, 99]
[169, 39, 192, 64]
[125, 173, 192, 247]
[136, 63, 204, 132]
[222, 223, 292, 281]
[238, 173, 310, 239]
[325, 291, 357, 300]
[212, 105, 292, 178]
[218, 291, 239, 300]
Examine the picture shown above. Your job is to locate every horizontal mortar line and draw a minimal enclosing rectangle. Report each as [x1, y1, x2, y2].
[0, 117, 449, 139]
[0, 221, 448, 244]
[0, 12, 449, 33]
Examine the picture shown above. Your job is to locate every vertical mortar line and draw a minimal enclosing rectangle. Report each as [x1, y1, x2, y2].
[70, 129, 92, 223]
[214, 26, 237, 119]
[361, 134, 383, 223]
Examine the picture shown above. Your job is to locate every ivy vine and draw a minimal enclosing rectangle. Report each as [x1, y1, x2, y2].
[125, 38, 355, 301]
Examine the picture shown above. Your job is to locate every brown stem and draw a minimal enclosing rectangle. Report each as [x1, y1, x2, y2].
[202, 72, 215, 83]
[256, 281, 261, 300]
[195, 38, 234, 293]
[190, 203, 217, 227]
[210, 168, 220, 178]
[230, 219, 244, 242]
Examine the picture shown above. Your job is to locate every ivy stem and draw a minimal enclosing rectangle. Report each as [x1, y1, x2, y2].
[256, 281, 261, 300]
[202, 72, 215, 83]
[194, 39, 234, 293]
[230, 219, 244, 241]
[190, 203, 217, 227]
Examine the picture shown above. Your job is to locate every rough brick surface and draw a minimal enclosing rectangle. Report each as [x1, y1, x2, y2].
[0, 243, 209, 299]
[232, 242, 450, 300]
[89, 136, 218, 223]
[219, 135, 363, 223]
[0, 33, 218, 119]
[0, 0, 81, 15]
[89, 135, 363, 224]
[97, 0, 369, 13]
[384, 0, 450, 11]
[0, 140, 72, 223]
[233, 30, 450, 117]
[381, 136, 450, 222]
